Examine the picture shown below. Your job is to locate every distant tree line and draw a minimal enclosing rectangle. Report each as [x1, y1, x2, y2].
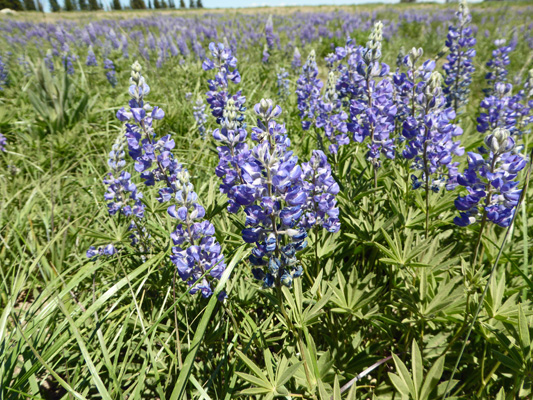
[0, 0, 203, 11]
[0, 0, 44, 11]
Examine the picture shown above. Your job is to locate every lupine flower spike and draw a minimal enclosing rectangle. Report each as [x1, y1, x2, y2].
[454, 127, 527, 227]
[442, 0, 476, 114]
[116, 61, 226, 297]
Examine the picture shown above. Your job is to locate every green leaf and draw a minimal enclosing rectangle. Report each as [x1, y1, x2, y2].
[412, 340, 423, 398]
[389, 372, 410, 397]
[420, 356, 444, 400]
[392, 354, 416, 397]
[518, 304, 531, 361]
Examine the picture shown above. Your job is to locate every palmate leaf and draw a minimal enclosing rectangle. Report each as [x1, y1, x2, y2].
[235, 348, 300, 397]
[389, 342, 446, 400]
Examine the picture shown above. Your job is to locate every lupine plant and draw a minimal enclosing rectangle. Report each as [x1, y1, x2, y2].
[0, 55, 8, 90]
[442, 0, 476, 114]
[4, 4, 533, 400]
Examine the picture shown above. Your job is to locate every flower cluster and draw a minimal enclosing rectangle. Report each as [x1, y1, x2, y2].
[210, 97, 340, 288]
[292, 47, 301, 70]
[168, 168, 226, 298]
[442, 0, 476, 113]
[202, 42, 245, 126]
[86, 244, 117, 260]
[335, 22, 396, 167]
[402, 68, 464, 192]
[392, 47, 424, 128]
[0, 55, 8, 90]
[104, 58, 117, 87]
[477, 82, 522, 136]
[314, 71, 349, 154]
[276, 67, 290, 100]
[192, 95, 208, 139]
[300, 150, 341, 233]
[0, 133, 6, 152]
[454, 128, 527, 227]
[61, 45, 76, 75]
[114, 61, 225, 298]
[244, 100, 309, 288]
[485, 39, 512, 92]
[44, 50, 54, 73]
[103, 132, 145, 218]
[296, 50, 323, 130]
[116, 61, 179, 199]
[86, 46, 97, 67]
[265, 15, 275, 50]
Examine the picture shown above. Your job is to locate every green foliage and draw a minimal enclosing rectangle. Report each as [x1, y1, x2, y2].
[0, 3, 532, 400]
[26, 61, 92, 136]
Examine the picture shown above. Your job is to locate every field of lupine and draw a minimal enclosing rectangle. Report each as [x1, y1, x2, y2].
[1, 2, 533, 399]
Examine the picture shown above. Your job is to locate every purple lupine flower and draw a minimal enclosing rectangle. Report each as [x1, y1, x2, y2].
[0, 55, 7, 90]
[117, 61, 226, 297]
[265, 15, 275, 50]
[62, 45, 76, 75]
[44, 50, 54, 73]
[276, 67, 290, 100]
[296, 49, 323, 130]
[212, 97, 255, 214]
[291, 47, 301, 70]
[442, 0, 476, 114]
[86, 244, 117, 259]
[477, 82, 522, 136]
[168, 168, 226, 298]
[86, 46, 98, 67]
[454, 127, 527, 227]
[104, 58, 117, 87]
[0, 133, 6, 152]
[244, 100, 308, 288]
[516, 69, 533, 136]
[103, 133, 145, 218]
[202, 42, 245, 126]
[315, 71, 349, 154]
[337, 22, 396, 168]
[192, 95, 207, 139]
[392, 47, 424, 135]
[485, 39, 512, 93]
[262, 44, 270, 64]
[213, 99, 339, 288]
[300, 150, 340, 233]
[402, 70, 465, 192]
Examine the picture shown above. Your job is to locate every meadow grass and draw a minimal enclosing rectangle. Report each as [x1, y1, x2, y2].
[1, 3, 533, 399]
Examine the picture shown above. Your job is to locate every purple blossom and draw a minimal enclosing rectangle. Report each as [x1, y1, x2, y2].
[477, 82, 523, 136]
[296, 49, 323, 130]
[276, 67, 290, 100]
[265, 15, 275, 50]
[192, 95, 208, 139]
[485, 39, 512, 93]
[86, 244, 117, 259]
[314, 71, 349, 154]
[291, 47, 301, 70]
[442, 0, 476, 113]
[86, 46, 98, 67]
[401, 69, 464, 192]
[454, 128, 527, 227]
[104, 58, 117, 87]
[0, 55, 7, 90]
[168, 168, 226, 298]
[0, 133, 6, 152]
[202, 42, 245, 126]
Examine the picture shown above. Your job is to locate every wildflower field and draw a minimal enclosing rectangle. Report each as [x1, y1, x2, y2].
[1, 2, 533, 398]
